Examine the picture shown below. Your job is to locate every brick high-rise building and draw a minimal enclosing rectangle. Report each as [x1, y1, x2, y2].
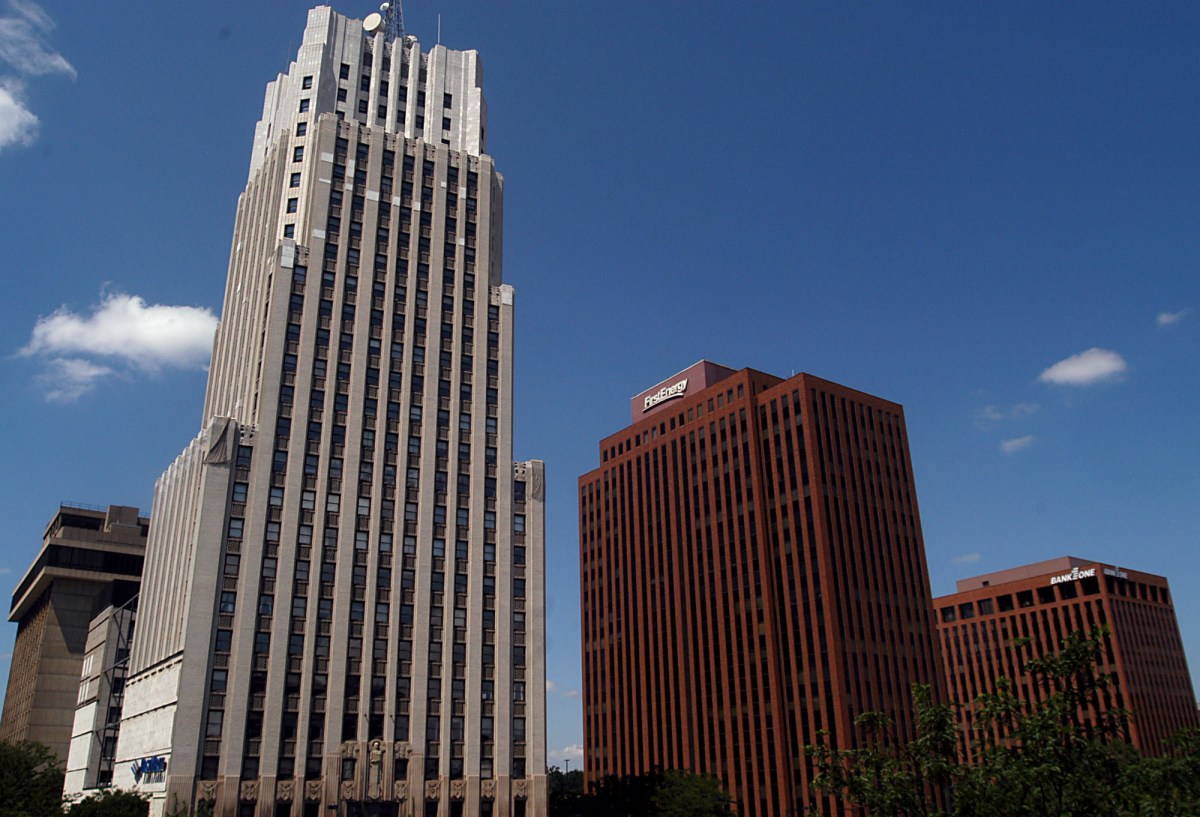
[578, 361, 943, 817]
[68, 6, 547, 817]
[1, 504, 146, 761]
[935, 557, 1199, 756]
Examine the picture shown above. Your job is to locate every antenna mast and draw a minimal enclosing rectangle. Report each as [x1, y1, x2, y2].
[380, 1, 406, 42]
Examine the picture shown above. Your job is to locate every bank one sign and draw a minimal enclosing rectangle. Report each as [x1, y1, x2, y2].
[1050, 566, 1096, 585]
[644, 378, 688, 411]
[131, 755, 167, 783]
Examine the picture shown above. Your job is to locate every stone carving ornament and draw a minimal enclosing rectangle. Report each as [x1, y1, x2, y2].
[393, 780, 408, 801]
[393, 742, 411, 759]
[481, 780, 496, 800]
[450, 780, 465, 800]
[425, 780, 441, 800]
[239, 781, 259, 802]
[198, 781, 218, 802]
[305, 781, 323, 802]
[277, 780, 295, 802]
[514, 779, 529, 799]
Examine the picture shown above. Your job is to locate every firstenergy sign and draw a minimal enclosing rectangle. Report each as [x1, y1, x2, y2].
[644, 378, 688, 410]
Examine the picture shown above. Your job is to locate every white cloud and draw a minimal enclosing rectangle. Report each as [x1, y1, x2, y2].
[1000, 435, 1036, 455]
[19, 293, 218, 401]
[22, 293, 218, 370]
[0, 1, 72, 151]
[37, 357, 114, 402]
[0, 566, 12, 575]
[0, 78, 35, 146]
[1038, 348, 1126, 386]
[545, 679, 580, 699]
[557, 744, 584, 760]
[952, 553, 982, 564]
[974, 401, 1039, 430]
[1156, 309, 1188, 327]
[0, 0, 75, 77]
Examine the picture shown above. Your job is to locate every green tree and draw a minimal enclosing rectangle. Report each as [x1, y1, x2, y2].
[547, 765, 585, 817]
[64, 790, 148, 817]
[570, 768, 732, 817]
[0, 741, 65, 817]
[807, 629, 1200, 817]
[651, 769, 732, 817]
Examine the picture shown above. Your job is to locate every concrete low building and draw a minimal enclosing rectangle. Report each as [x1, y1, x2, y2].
[64, 595, 138, 793]
[0, 504, 146, 761]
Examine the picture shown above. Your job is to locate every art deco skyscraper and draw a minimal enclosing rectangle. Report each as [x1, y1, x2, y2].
[92, 7, 547, 817]
[579, 362, 943, 817]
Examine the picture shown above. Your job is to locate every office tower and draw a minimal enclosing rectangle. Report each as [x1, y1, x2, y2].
[578, 361, 943, 817]
[96, 7, 546, 817]
[936, 557, 1199, 756]
[1, 504, 146, 761]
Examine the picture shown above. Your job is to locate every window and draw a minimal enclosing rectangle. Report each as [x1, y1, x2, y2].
[295, 121, 307, 137]
[302, 75, 313, 90]
[293, 146, 304, 162]
[337, 88, 347, 102]
[299, 98, 310, 113]
[340, 63, 350, 80]
[290, 172, 301, 188]
[358, 99, 369, 115]
[442, 117, 451, 131]
[284, 224, 295, 239]
[286, 198, 298, 214]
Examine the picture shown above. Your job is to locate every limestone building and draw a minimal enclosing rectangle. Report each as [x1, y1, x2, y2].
[0, 504, 146, 762]
[82, 6, 546, 816]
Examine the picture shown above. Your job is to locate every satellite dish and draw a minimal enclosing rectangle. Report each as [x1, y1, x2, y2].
[363, 12, 383, 33]
[380, 3, 390, 10]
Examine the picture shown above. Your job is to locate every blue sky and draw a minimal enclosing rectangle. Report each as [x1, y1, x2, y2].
[2, 1, 1198, 768]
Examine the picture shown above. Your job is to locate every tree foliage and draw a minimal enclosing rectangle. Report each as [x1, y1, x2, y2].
[64, 790, 148, 817]
[549, 767, 732, 817]
[0, 741, 65, 817]
[0, 742, 148, 817]
[807, 629, 1200, 817]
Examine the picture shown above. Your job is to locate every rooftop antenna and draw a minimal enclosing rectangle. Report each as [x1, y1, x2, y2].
[382, 1, 406, 42]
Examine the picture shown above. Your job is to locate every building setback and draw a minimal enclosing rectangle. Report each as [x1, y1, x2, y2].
[935, 557, 1199, 756]
[0, 504, 146, 761]
[579, 361, 943, 817]
[72, 6, 546, 817]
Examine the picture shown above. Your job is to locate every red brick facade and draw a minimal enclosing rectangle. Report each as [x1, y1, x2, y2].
[579, 365, 943, 816]
[935, 557, 1199, 757]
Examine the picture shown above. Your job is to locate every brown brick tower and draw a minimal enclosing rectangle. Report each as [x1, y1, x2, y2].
[935, 557, 1198, 756]
[578, 362, 943, 817]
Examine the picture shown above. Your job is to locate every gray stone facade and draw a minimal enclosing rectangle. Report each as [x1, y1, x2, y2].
[111, 6, 545, 817]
